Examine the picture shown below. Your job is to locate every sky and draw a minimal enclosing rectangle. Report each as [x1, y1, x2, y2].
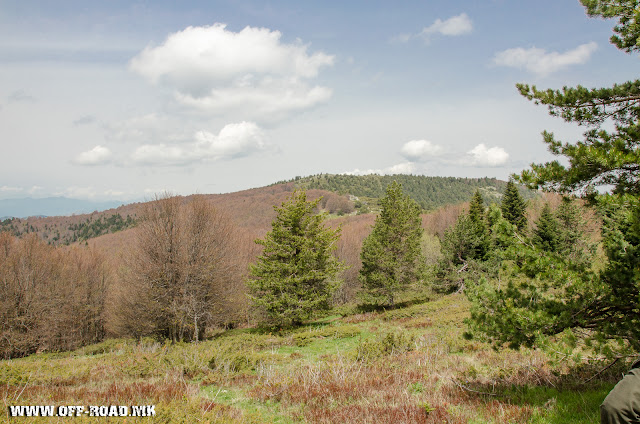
[0, 0, 638, 202]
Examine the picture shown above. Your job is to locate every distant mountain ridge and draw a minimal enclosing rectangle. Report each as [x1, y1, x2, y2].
[0, 197, 126, 218]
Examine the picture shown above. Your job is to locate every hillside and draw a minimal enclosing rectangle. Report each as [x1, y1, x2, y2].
[0, 202, 141, 246]
[277, 174, 532, 211]
[1, 175, 528, 246]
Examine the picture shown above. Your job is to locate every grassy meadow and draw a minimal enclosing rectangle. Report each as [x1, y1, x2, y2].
[1, 292, 617, 423]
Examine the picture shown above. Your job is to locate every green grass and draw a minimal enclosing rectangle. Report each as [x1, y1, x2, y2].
[0, 292, 621, 423]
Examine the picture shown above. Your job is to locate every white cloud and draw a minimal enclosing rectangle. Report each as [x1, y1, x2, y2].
[130, 24, 335, 121]
[72, 145, 113, 166]
[392, 13, 472, 44]
[28, 186, 43, 195]
[175, 78, 332, 121]
[0, 185, 22, 193]
[131, 121, 269, 166]
[54, 186, 97, 199]
[400, 139, 443, 162]
[465, 144, 509, 167]
[421, 13, 472, 39]
[103, 189, 125, 198]
[343, 162, 416, 176]
[493, 42, 597, 75]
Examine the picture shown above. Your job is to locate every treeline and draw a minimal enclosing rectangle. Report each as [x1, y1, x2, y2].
[0, 213, 136, 246]
[66, 213, 136, 244]
[276, 173, 529, 210]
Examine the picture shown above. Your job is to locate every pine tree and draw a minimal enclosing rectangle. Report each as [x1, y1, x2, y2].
[360, 181, 424, 307]
[532, 203, 559, 252]
[466, 0, 640, 355]
[517, 1, 640, 196]
[247, 190, 344, 327]
[501, 180, 527, 231]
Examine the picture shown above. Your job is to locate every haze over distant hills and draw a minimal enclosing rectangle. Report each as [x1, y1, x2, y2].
[0, 197, 126, 219]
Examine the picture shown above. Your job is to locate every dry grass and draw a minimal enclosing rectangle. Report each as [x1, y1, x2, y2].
[1, 293, 616, 423]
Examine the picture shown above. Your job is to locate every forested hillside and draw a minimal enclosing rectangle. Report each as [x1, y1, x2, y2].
[277, 174, 532, 210]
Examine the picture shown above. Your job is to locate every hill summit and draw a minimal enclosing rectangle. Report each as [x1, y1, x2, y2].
[276, 174, 522, 211]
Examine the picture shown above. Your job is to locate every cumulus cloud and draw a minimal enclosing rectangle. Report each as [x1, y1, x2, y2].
[131, 121, 269, 166]
[343, 162, 416, 176]
[72, 145, 113, 166]
[493, 42, 597, 75]
[400, 140, 443, 162]
[421, 13, 472, 39]
[130, 24, 335, 120]
[465, 144, 509, 167]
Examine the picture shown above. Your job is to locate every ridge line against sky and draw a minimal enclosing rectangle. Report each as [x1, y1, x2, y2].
[0, 1, 637, 201]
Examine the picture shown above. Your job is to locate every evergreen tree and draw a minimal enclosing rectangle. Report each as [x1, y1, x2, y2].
[247, 191, 344, 327]
[466, 0, 640, 355]
[360, 181, 424, 307]
[517, 1, 640, 196]
[440, 214, 481, 266]
[532, 203, 560, 252]
[468, 190, 485, 225]
[468, 190, 490, 259]
[501, 180, 527, 231]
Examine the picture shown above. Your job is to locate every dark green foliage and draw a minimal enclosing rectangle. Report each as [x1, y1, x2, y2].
[468, 190, 485, 225]
[516, 1, 640, 196]
[501, 181, 527, 231]
[466, 195, 640, 353]
[465, 1, 640, 356]
[274, 173, 531, 211]
[596, 194, 640, 350]
[581, 0, 640, 52]
[532, 203, 560, 252]
[359, 181, 424, 307]
[554, 198, 597, 268]
[440, 215, 485, 266]
[247, 191, 345, 327]
[436, 204, 504, 293]
[66, 213, 136, 244]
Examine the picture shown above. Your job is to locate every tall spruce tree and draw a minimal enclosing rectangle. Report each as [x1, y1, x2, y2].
[247, 191, 344, 327]
[468, 190, 490, 259]
[501, 180, 527, 231]
[360, 181, 424, 307]
[468, 190, 485, 225]
[532, 203, 560, 252]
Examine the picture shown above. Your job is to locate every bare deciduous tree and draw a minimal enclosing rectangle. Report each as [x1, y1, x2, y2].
[114, 193, 239, 342]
